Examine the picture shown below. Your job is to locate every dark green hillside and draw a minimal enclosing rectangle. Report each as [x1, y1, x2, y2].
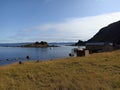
[88, 20, 120, 44]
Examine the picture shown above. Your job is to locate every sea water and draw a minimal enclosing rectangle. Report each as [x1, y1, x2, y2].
[0, 46, 85, 66]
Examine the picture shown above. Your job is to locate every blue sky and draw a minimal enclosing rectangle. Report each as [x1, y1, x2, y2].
[1, 0, 120, 43]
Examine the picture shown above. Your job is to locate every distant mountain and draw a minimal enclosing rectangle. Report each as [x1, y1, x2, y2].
[0, 43, 32, 47]
[88, 20, 120, 44]
[49, 42, 75, 46]
[0, 42, 75, 47]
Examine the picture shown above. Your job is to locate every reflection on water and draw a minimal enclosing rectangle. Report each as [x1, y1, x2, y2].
[0, 46, 85, 66]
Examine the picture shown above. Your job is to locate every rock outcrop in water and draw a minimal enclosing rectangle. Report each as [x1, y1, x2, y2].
[22, 41, 49, 47]
[75, 40, 85, 46]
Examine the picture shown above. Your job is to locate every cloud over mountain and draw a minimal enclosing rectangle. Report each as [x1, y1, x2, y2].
[24, 12, 120, 42]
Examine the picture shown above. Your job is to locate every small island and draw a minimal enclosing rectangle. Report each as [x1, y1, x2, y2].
[21, 41, 49, 48]
[21, 41, 58, 48]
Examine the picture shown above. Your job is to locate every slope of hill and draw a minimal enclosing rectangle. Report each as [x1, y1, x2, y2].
[88, 20, 120, 44]
[0, 50, 120, 90]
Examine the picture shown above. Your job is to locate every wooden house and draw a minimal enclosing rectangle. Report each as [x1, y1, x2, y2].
[70, 48, 89, 57]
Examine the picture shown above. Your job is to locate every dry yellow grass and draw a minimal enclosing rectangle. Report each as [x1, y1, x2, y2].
[0, 50, 120, 90]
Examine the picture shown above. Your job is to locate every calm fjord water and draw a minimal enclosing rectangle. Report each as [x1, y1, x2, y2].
[0, 46, 83, 66]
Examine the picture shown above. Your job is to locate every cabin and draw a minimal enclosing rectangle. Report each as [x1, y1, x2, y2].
[70, 48, 89, 57]
[86, 42, 114, 53]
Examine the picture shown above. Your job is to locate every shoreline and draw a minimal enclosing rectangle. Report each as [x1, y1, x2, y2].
[0, 57, 70, 67]
[0, 49, 119, 67]
[0, 50, 120, 89]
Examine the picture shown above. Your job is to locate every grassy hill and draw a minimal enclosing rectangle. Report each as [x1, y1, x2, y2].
[0, 50, 120, 90]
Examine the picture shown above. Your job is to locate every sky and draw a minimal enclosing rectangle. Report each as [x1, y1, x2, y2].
[1, 0, 120, 43]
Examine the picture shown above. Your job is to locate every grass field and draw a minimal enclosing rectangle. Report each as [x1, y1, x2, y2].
[0, 50, 120, 90]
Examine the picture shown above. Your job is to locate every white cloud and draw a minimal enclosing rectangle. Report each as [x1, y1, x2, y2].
[20, 12, 120, 42]
[35, 12, 120, 41]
